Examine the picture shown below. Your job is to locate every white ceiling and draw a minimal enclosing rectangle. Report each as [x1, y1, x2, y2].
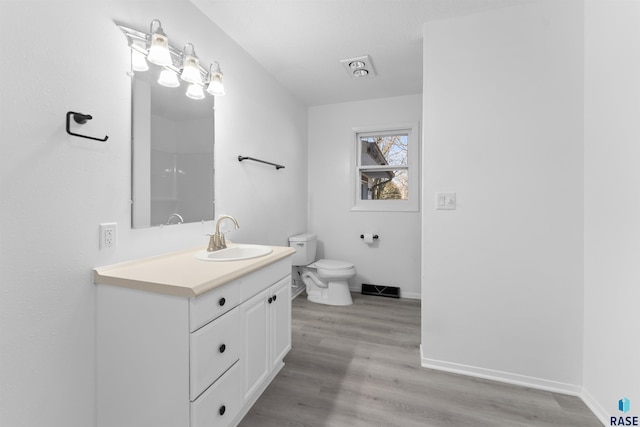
[191, 0, 531, 106]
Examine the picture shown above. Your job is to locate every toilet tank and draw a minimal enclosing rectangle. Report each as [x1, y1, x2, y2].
[289, 233, 317, 266]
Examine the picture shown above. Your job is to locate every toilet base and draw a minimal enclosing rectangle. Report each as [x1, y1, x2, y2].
[306, 280, 353, 306]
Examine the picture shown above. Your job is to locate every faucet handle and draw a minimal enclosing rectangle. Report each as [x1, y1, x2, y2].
[206, 234, 216, 252]
[206, 233, 227, 252]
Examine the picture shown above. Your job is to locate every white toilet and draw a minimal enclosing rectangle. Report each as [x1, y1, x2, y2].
[289, 233, 355, 306]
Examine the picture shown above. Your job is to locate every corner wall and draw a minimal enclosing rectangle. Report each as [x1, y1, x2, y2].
[583, 0, 640, 423]
[421, 0, 585, 392]
[0, 1, 307, 426]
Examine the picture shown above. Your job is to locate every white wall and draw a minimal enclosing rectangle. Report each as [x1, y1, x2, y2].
[421, 0, 585, 392]
[307, 95, 422, 299]
[0, 1, 307, 426]
[583, 0, 640, 423]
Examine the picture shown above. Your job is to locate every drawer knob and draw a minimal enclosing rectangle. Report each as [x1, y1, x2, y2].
[219, 344, 226, 353]
[268, 297, 273, 304]
[219, 405, 226, 416]
[218, 297, 226, 307]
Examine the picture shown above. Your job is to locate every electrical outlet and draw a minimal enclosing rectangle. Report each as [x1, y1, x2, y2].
[99, 223, 117, 249]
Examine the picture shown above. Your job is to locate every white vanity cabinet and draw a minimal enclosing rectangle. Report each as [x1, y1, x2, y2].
[95, 253, 293, 427]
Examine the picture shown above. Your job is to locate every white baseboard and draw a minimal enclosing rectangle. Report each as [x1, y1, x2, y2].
[580, 387, 609, 426]
[420, 345, 582, 396]
[400, 291, 421, 300]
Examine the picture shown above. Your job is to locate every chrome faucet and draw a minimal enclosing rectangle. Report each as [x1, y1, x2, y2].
[207, 215, 239, 252]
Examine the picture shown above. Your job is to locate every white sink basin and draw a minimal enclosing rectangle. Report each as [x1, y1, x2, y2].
[195, 244, 273, 262]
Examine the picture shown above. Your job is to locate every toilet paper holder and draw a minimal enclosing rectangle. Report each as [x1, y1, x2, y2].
[360, 234, 379, 240]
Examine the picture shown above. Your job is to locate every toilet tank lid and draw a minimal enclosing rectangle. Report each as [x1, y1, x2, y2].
[289, 233, 317, 242]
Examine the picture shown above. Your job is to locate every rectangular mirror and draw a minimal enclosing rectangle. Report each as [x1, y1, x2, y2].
[130, 60, 215, 228]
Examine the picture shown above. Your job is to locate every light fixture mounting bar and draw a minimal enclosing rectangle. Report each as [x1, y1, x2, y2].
[115, 22, 209, 79]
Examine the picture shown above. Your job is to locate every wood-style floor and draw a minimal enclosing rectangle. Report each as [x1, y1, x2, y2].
[239, 293, 601, 427]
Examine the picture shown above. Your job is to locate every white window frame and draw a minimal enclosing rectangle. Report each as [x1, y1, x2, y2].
[351, 122, 420, 212]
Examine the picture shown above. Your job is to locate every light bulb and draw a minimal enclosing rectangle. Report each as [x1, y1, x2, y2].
[180, 44, 202, 84]
[147, 20, 172, 66]
[131, 49, 148, 72]
[186, 84, 205, 100]
[206, 62, 225, 96]
[158, 68, 180, 88]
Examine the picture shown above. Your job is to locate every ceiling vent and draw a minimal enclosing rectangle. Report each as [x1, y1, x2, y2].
[340, 55, 376, 79]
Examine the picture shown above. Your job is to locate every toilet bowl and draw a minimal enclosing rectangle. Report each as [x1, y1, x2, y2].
[289, 233, 355, 306]
[300, 259, 356, 306]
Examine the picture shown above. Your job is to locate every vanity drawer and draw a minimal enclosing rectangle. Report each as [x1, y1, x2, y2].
[191, 361, 242, 427]
[190, 281, 241, 332]
[190, 306, 241, 400]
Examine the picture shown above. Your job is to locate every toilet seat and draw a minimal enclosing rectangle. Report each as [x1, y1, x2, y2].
[311, 259, 354, 270]
[309, 259, 356, 281]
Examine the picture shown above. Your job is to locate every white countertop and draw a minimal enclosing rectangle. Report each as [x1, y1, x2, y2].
[93, 243, 295, 298]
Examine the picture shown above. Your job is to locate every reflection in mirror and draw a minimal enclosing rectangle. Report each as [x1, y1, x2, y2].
[131, 59, 215, 228]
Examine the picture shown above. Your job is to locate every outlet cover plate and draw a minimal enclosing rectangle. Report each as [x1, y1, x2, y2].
[99, 223, 117, 249]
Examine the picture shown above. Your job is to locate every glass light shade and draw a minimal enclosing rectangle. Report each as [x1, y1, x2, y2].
[181, 55, 202, 84]
[158, 68, 180, 87]
[131, 49, 149, 72]
[186, 83, 205, 100]
[206, 73, 225, 96]
[147, 33, 172, 66]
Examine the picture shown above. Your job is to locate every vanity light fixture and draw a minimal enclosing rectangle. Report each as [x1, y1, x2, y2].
[146, 19, 172, 66]
[206, 62, 225, 96]
[340, 55, 377, 79]
[180, 43, 203, 85]
[116, 20, 227, 99]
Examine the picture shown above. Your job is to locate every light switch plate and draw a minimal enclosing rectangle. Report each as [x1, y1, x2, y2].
[436, 192, 456, 210]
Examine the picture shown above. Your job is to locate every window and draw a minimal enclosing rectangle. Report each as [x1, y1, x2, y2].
[352, 122, 419, 212]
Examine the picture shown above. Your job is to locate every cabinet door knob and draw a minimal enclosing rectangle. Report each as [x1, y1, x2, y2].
[268, 297, 273, 304]
[219, 405, 226, 416]
[218, 297, 226, 306]
[273, 295, 277, 302]
[219, 344, 226, 353]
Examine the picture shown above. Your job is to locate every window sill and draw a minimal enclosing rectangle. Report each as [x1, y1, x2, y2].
[350, 200, 419, 213]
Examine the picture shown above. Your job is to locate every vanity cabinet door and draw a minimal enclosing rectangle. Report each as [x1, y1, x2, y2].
[241, 288, 270, 401]
[240, 276, 292, 403]
[270, 277, 291, 372]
